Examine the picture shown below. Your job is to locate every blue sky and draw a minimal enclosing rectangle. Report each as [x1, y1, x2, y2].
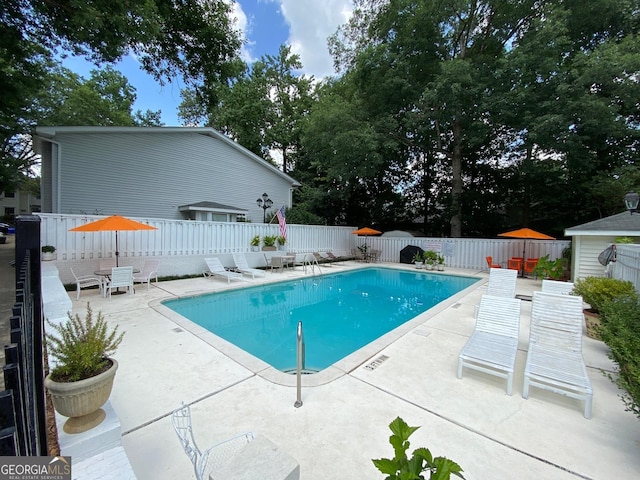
[62, 0, 352, 126]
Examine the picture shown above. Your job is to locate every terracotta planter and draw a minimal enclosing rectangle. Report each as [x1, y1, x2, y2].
[45, 358, 118, 434]
[583, 310, 602, 340]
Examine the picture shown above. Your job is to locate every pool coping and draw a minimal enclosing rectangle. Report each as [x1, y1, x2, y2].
[149, 265, 485, 387]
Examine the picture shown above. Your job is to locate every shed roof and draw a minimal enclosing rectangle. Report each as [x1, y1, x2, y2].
[565, 211, 640, 236]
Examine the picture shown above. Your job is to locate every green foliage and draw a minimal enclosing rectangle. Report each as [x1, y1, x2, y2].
[46, 303, 124, 382]
[276, 235, 286, 246]
[423, 251, 439, 265]
[599, 297, 640, 418]
[262, 235, 277, 247]
[572, 277, 638, 314]
[412, 252, 424, 263]
[372, 417, 465, 480]
[531, 255, 564, 280]
[250, 235, 260, 247]
[41, 245, 55, 253]
[615, 237, 634, 244]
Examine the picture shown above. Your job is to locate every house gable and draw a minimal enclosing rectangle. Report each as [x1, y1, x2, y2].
[34, 127, 299, 221]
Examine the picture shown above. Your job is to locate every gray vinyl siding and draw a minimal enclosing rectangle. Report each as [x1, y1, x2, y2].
[52, 131, 294, 221]
[573, 235, 612, 280]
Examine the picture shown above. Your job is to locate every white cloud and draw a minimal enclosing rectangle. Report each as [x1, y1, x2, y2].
[278, 0, 353, 78]
[228, 0, 254, 64]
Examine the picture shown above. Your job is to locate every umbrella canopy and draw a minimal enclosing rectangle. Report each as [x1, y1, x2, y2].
[498, 227, 555, 270]
[70, 215, 157, 266]
[351, 227, 382, 236]
[498, 228, 555, 240]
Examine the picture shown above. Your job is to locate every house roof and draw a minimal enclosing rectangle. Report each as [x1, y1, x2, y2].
[33, 126, 301, 187]
[178, 201, 247, 214]
[565, 211, 640, 236]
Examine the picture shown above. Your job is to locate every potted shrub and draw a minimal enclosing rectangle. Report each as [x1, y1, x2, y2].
[277, 235, 287, 250]
[572, 276, 637, 339]
[44, 303, 124, 433]
[423, 250, 438, 270]
[250, 235, 260, 252]
[41, 245, 56, 261]
[412, 252, 424, 269]
[436, 254, 445, 271]
[262, 235, 277, 251]
[531, 254, 563, 280]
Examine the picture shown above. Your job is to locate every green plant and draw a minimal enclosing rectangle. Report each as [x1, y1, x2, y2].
[41, 245, 56, 253]
[572, 276, 637, 314]
[263, 235, 277, 247]
[423, 250, 438, 265]
[372, 417, 465, 480]
[46, 303, 124, 382]
[615, 237, 634, 244]
[277, 235, 287, 246]
[250, 235, 260, 247]
[436, 254, 445, 265]
[531, 255, 563, 280]
[600, 296, 640, 418]
[358, 244, 368, 253]
[412, 252, 424, 263]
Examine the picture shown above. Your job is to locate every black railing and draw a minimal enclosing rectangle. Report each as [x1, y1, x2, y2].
[0, 216, 48, 455]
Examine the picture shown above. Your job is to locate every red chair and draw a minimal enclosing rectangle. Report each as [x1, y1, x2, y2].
[507, 258, 522, 271]
[486, 256, 501, 268]
[524, 258, 539, 276]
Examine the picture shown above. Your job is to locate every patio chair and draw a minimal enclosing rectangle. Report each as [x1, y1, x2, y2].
[541, 279, 574, 295]
[203, 258, 244, 284]
[231, 252, 265, 279]
[458, 294, 522, 395]
[265, 255, 286, 273]
[171, 402, 255, 480]
[133, 260, 159, 290]
[523, 258, 539, 277]
[523, 291, 593, 418]
[104, 266, 134, 299]
[507, 258, 522, 272]
[485, 256, 501, 269]
[70, 267, 104, 300]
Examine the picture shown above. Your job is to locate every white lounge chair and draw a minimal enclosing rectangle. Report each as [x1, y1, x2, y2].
[203, 258, 243, 283]
[133, 260, 160, 290]
[475, 267, 518, 318]
[70, 267, 103, 300]
[104, 266, 134, 299]
[523, 291, 593, 419]
[458, 294, 522, 395]
[231, 253, 266, 279]
[171, 403, 255, 480]
[541, 279, 575, 295]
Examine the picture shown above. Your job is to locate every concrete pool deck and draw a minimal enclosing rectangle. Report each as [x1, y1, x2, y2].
[62, 262, 639, 479]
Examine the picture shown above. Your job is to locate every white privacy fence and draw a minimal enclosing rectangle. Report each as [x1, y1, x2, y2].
[37, 213, 570, 283]
[610, 244, 640, 292]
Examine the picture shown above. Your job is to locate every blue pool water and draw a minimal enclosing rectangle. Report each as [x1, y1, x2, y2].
[163, 268, 479, 372]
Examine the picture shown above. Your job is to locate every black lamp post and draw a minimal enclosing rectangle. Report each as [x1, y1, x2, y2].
[256, 192, 273, 223]
[624, 191, 639, 214]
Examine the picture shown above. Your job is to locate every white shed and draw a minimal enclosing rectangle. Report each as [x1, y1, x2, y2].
[565, 211, 640, 280]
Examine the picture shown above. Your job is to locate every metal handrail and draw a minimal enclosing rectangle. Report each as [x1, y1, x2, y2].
[294, 321, 304, 408]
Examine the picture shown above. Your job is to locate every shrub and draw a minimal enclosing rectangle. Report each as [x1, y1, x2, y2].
[600, 297, 640, 418]
[46, 303, 124, 382]
[572, 277, 637, 313]
[263, 235, 277, 247]
[250, 235, 260, 247]
[372, 416, 465, 480]
[41, 245, 56, 253]
[531, 254, 563, 280]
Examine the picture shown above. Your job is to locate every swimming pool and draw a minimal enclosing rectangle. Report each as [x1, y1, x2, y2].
[163, 267, 479, 374]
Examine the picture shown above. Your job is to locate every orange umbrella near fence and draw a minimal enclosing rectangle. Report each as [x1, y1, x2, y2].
[352, 227, 382, 253]
[69, 215, 157, 266]
[498, 227, 555, 274]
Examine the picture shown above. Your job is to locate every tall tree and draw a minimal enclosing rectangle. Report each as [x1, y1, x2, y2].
[191, 45, 314, 173]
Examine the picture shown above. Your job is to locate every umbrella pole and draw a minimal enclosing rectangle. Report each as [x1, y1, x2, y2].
[115, 231, 119, 267]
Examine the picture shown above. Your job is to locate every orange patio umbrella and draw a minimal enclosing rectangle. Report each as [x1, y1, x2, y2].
[352, 226, 382, 251]
[70, 215, 157, 266]
[498, 227, 555, 263]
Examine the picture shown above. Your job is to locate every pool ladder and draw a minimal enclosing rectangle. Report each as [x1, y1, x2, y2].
[294, 321, 305, 408]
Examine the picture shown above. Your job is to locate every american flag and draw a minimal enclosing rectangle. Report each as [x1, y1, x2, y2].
[276, 205, 287, 239]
